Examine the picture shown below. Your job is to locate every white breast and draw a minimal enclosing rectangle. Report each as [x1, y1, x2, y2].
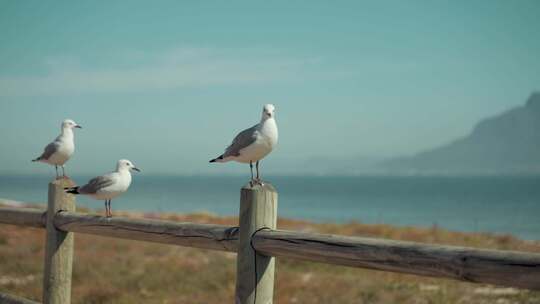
[47, 140, 75, 165]
[92, 172, 132, 200]
[260, 118, 278, 147]
[235, 118, 278, 163]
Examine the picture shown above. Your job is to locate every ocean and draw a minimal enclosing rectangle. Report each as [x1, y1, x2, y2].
[1, 175, 539, 240]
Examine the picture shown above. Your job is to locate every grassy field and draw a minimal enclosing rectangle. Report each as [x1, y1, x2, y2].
[1, 206, 539, 304]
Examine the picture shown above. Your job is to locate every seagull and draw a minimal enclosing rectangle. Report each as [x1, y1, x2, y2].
[65, 159, 140, 217]
[32, 119, 82, 178]
[210, 104, 278, 185]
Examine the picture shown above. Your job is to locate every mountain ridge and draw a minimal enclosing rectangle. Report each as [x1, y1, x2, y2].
[380, 93, 540, 175]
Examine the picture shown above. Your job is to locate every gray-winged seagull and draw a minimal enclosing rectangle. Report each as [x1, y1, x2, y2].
[65, 159, 140, 217]
[210, 104, 278, 185]
[32, 119, 82, 178]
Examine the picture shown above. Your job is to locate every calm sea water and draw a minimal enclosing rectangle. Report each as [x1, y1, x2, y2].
[1, 175, 539, 240]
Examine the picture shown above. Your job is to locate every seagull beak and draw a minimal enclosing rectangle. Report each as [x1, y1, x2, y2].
[132, 167, 141, 172]
[75, 125, 82, 129]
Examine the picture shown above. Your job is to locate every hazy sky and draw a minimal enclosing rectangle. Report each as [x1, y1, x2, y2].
[1, 1, 539, 175]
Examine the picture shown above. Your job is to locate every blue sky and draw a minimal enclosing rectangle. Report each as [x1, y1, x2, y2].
[1, 1, 539, 175]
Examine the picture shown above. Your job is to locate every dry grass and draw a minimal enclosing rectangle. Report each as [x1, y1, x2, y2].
[1, 207, 539, 303]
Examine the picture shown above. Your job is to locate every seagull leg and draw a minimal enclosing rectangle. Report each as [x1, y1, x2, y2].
[249, 161, 255, 187]
[55, 165, 59, 179]
[108, 200, 113, 218]
[61, 166, 66, 179]
[104, 201, 108, 217]
[256, 161, 264, 186]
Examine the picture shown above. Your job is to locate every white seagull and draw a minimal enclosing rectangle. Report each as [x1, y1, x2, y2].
[32, 119, 82, 178]
[210, 104, 278, 185]
[65, 159, 140, 217]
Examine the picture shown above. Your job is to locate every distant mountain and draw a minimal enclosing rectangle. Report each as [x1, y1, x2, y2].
[381, 93, 540, 175]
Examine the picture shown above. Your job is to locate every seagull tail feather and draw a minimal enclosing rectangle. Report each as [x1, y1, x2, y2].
[209, 155, 224, 163]
[31, 157, 40, 162]
[64, 187, 80, 195]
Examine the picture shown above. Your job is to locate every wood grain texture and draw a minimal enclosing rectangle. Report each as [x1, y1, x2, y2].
[0, 293, 40, 304]
[253, 229, 540, 290]
[43, 178, 76, 304]
[235, 183, 278, 304]
[54, 211, 239, 252]
[0, 206, 45, 228]
[2, 194, 540, 291]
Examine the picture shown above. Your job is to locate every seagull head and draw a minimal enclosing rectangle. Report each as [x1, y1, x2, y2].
[62, 119, 82, 130]
[262, 104, 276, 120]
[117, 159, 141, 173]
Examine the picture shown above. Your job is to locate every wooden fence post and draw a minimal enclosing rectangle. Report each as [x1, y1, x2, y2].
[43, 179, 76, 304]
[235, 183, 278, 304]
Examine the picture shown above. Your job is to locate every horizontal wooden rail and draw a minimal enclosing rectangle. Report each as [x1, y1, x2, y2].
[54, 211, 239, 252]
[0, 206, 45, 228]
[0, 292, 40, 304]
[252, 229, 540, 290]
[0, 206, 239, 251]
[1, 206, 540, 290]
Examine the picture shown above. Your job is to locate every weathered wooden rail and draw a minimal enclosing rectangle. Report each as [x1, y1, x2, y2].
[0, 293, 40, 304]
[0, 179, 539, 303]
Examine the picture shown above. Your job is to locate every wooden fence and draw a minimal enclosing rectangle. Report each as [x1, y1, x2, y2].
[0, 178, 539, 303]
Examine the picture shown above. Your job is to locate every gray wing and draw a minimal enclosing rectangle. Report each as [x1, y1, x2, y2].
[223, 125, 258, 157]
[36, 141, 60, 161]
[78, 175, 116, 194]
